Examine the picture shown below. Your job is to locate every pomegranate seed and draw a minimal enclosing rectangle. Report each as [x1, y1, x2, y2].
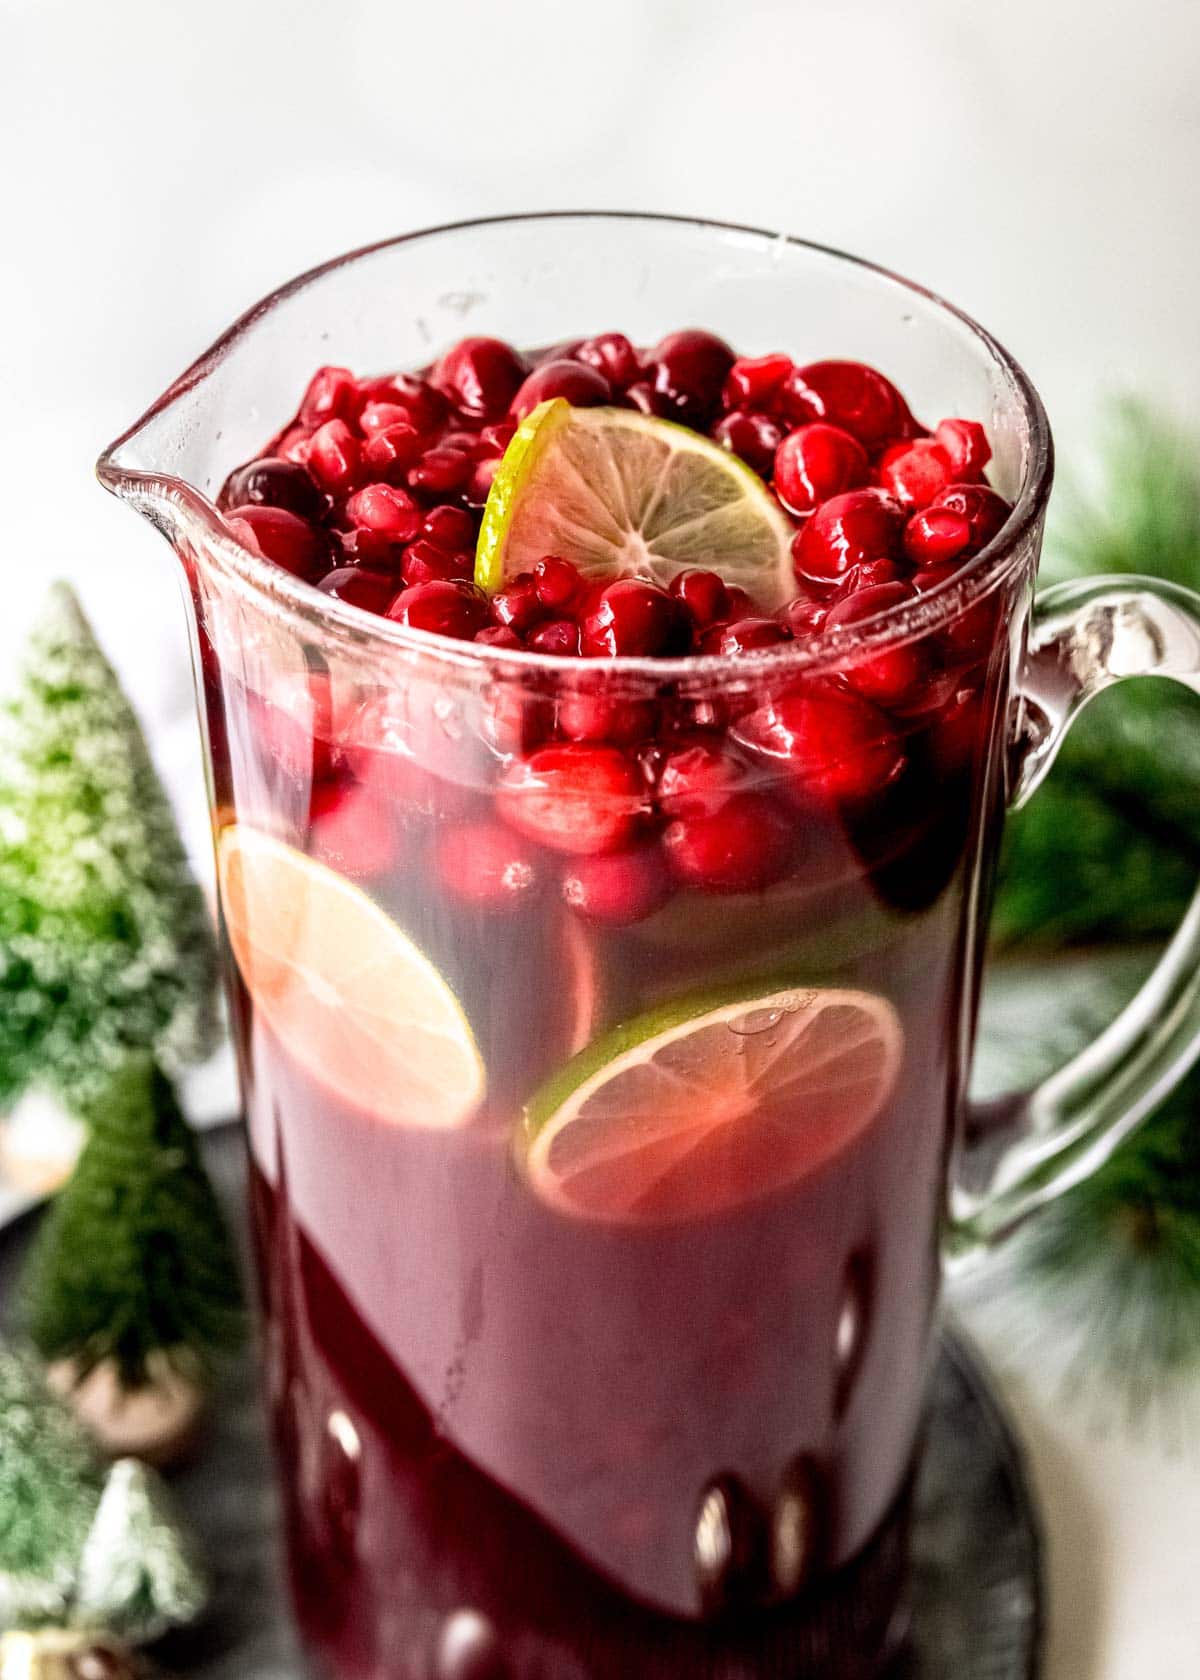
[359, 401, 415, 437]
[735, 686, 906, 805]
[527, 618, 581, 656]
[362, 422, 423, 480]
[557, 690, 655, 746]
[712, 409, 785, 477]
[624, 381, 670, 417]
[658, 738, 747, 818]
[791, 488, 904, 594]
[709, 617, 792, 656]
[370, 373, 448, 435]
[562, 842, 671, 924]
[927, 483, 1011, 556]
[909, 565, 1001, 659]
[467, 458, 500, 506]
[299, 366, 357, 427]
[663, 792, 794, 893]
[386, 579, 488, 640]
[721, 353, 794, 413]
[275, 425, 314, 465]
[422, 505, 477, 552]
[223, 457, 326, 520]
[432, 336, 528, 420]
[307, 419, 361, 494]
[835, 557, 903, 596]
[782, 360, 912, 449]
[491, 573, 547, 634]
[497, 743, 644, 856]
[346, 482, 423, 542]
[934, 418, 991, 479]
[723, 587, 755, 619]
[479, 419, 517, 456]
[648, 330, 736, 425]
[669, 568, 730, 630]
[474, 625, 523, 649]
[782, 598, 830, 638]
[824, 582, 928, 708]
[533, 555, 582, 612]
[401, 540, 473, 586]
[773, 424, 869, 516]
[317, 567, 397, 615]
[510, 359, 612, 421]
[225, 505, 326, 579]
[581, 579, 691, 658]
[574, 332, 641, 389]
[876, 438, 955, 510]
[408, 447, 473, 495]
[903, 507, 974, 568]
[435, 820, 542, 911]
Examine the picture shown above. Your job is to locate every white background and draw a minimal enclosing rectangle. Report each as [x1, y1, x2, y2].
[3, 2, 1199, 1673]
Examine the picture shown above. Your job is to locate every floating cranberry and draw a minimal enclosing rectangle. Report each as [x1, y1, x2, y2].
[316, 567, 397, 615]
[712, 409, 785, 477]
[557, 689, 655, 745]
[497, 743, 644, 856]
[309, 781, 399, 880]
[434, 820, 542, 912]
[386, 579, 488, 641]
[903, 506, 974, 568]
[876, 438, 955, 510]
[527, 618, 581, 656]
[307, 419, 361, 494]
[709, 617, 792, 656]
[648, 329, 736, 425]
[345, 482, 423, 542]
[574, 332, 642, 389]
[299, 365, 357, 427]
[250, 671, 336, 784]
[935, 418, 991, 479]
[491, 573, 547, 634]
[670, 568, 730, 631]
[225, 505, 326, 580]
[663, 791, 794, 893]
[927, 483, 1011, 556]
[561, 841, 671, 924]
[791, 489, 904, 593]
[474, 624, 523, 649]
[401, 540, 473, 586]
[581, 579, 691, 658]
[782, 360, 911, 449]
[721, 352, 794, 413]
[824, 583, 928, 708]
[657, 738, 747, 819]
[409, 447, 473, 495]
[223, 457, 327, 520]
[533, 555, 582, 612]
[431, 336, 528, 420]
[362, 422, 423, 480]
[423, 505, 477, 552]
[736, 686, 906, 805]
[773, 424, 869, 516]
[510, 358, 612, 421]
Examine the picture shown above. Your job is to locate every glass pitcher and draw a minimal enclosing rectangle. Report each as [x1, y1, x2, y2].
[98, 214, 1200, 1680]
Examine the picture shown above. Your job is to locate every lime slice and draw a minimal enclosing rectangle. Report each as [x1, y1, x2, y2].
[476, 400, 795, 609]
[522, 984, 903, 1225]
[217, 825, 485, 1129]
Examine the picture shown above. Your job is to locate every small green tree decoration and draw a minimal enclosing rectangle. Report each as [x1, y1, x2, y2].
[0, 583, 218, 1117]
[22, 1055, 243, 1394]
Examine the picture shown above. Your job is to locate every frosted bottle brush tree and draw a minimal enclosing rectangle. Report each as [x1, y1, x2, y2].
[0, 583, 218, 1116]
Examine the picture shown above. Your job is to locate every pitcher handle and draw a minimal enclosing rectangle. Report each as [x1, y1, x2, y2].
[949, 575, 1200, 1259]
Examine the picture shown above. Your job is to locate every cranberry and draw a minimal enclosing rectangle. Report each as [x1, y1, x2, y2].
[773, 424, 869, 516]
[782, 598, 830, 638]
[735, 686, 906, 805]
[712, 409, 784, 477]
[299, 365, 357, 427]
[669, 568, 730, 630]
[824, 582, 928, 708]
[401, 540, 473, 586]
[474, 624, 523, 649]
[903, 506, 974, 568]
[927, 483, 1011, 556]
[423, 505, 477, 552]
[386, 579, 488, 640]
[721, 353, 793, 413]
[307, 419, 361, 494]
[791, 489, 904, 593]
[648, 330, 736, 425]
[223, 457, 326, 521]
[708, 617, 792, 656]
[624, 380, 670, 417]
[782, 360, 911, 449]
[532, 555, 583, 612]
[574, 332, 642, 389]
[562, 841, 671, 924]
[657, 738, 747, 818]
[510, 359, 612, 421]
[409, 447, 473, 495]
[935, 418, 991, 479]
[581, 579, 691, 658]
[558, 689, 655, 746]
[345, 482, 423, 542]
[309, 781, 399, 880]
[431, 336, 528, 421]
[497, 743, 644, 856]
[317, 567, 397, 615]
[362, 422, 423, 480]
[663, 791, 794, 893]
[527, 618, 581, 656]
[225, 505, 326, 579]
[491, 573, 547, 634]
[434, 820, 542, 912]
[876, 438, 955, 510]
